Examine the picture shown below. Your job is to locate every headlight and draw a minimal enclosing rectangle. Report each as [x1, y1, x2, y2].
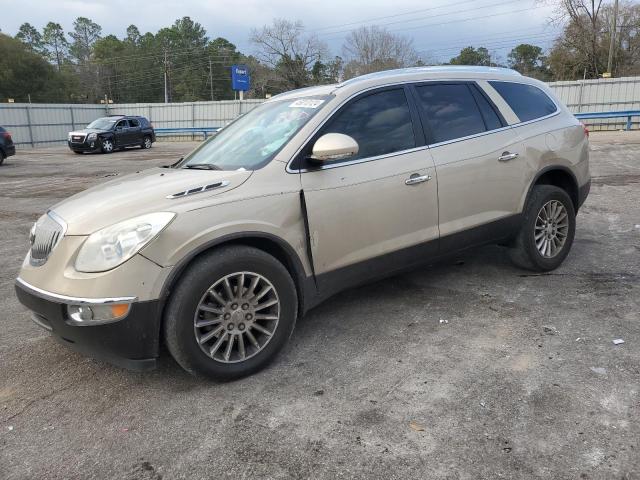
[87, 133, 97, 141]
[75, 212, 175, 272]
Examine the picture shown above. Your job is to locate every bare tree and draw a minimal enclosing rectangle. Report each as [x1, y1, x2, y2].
[250, 19, 327, 91]
[548, 0, 605, 78]
[342, 26, 420, 79]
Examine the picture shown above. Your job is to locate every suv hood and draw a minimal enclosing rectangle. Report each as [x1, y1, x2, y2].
[69, 128, 107, 135]
[51, 167, 253, 235]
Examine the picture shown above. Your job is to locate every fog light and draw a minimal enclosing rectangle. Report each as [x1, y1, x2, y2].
[67, 303, 130, 324]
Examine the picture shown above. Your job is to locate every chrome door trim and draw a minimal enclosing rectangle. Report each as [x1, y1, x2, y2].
[16, 277, 138, 305]
[292, 146, 430, 173]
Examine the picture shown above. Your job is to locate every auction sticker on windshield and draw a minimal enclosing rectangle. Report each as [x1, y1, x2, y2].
[289, 99, 325, 109]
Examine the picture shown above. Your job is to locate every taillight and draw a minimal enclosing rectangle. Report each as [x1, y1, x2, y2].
[582, 123, 589, 138]
[1, 132, 11, 141]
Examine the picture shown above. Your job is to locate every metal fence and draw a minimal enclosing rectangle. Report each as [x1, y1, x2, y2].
[2, 75, 640, 147]
[0, 100, 264, 147]
[547, 76, 640, 130]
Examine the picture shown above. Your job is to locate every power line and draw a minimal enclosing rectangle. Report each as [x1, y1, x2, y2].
[318, 0, 530, 36]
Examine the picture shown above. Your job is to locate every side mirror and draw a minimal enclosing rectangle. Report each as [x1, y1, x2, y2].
[309, 133, 359, 163]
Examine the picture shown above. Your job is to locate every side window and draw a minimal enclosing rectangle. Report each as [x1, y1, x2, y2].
[470, 84, 503, 131]
[414, 84, 487, 143]
[489, 81, 557, 122]
[128, 118, 140, 128]
[321, 88, 415, 161]
[115, 120, 127, 130]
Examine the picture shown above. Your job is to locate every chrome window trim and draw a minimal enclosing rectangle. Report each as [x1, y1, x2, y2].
[16, 278, 138, 305]
[285, 78, 561, 174]
[291, 146, 429, 173]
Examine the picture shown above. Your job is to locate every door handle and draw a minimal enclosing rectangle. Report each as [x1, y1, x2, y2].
[405, 173, 432, 185]
[498, 151, 519, 162]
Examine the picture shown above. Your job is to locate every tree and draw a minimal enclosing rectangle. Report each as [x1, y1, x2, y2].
[125, 25, 141, 46]
[251, 19, 327, 91]
[449, 46, 492, 66]
[69, 17, 102, 63]
[342, 26, 419, 79]
[507, 44, 550, 79]
[0, 33, 69, 102]
[15, 23, 43, 54]
[42, 22, 69, 70]
[548, 1, 640, 79]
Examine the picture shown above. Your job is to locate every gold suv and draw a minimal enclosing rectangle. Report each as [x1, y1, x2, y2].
[15, 67, 591, 379]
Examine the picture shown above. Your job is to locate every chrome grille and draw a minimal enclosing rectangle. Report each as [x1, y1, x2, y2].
[70, 134, 85, 144]
[30, 212, 66, 266]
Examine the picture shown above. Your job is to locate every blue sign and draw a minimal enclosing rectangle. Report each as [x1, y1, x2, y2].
[231, 64, 250, 91]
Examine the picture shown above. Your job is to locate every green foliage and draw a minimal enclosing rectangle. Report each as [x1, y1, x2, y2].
[507, 44, 550, 80]
[450, 46, 492, 66]
[0, 33, 71, 102]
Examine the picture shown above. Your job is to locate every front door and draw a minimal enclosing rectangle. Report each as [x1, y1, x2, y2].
[113, 119, 129, 146]
[410, 82, 527, 247]
[298, 87, 439, 294]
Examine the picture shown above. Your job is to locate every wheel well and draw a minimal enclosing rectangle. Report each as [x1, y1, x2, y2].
[159, 236, 308, 322]
[533, 169, 579, 210]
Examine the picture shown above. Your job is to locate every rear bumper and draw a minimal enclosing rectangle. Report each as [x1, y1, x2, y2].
[15, 279, 161, 371]
[4, 144, 16, 157]
[578, 179, 591, 209]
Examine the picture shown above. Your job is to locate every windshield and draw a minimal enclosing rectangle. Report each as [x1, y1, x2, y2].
[180, 96, 330, 171]
[86, 118, 118, 130]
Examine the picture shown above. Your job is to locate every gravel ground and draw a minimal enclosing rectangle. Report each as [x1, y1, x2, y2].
[0, 134, 638, 479]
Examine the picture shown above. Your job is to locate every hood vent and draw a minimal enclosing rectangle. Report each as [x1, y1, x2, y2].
[166, 180, 230, 199]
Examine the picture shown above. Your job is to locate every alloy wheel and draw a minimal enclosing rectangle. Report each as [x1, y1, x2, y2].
[534, 200, 569, 258]
[143, 137, 152, 148]
[102, 139, 113, 152]
[194, 272, 280, 363]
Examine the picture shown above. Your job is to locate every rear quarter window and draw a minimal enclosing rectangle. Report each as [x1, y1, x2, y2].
[489, 81, 557, 123]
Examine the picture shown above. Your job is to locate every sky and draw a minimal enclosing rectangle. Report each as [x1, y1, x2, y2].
[0, 0, 562, 64]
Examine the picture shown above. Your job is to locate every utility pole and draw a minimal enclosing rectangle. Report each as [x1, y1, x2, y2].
[163, 47, 169, 103]
[607, 0, 619, 76]
[209, 58, 214, 101]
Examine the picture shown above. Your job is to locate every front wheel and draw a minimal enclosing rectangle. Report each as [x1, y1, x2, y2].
[164, 246, 298, 380]
[509, 185, 576, 271]
[100, 138, 114, 154]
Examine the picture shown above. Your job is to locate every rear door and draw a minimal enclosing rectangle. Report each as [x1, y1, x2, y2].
[297, 86, 439, 293]
[411, 82, 528, 248]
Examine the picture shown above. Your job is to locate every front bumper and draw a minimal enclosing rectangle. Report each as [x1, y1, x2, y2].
[68, 140, 100, 152]
[15, 279, 162, 371]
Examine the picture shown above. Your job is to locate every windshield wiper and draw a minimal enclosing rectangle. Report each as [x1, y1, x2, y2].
[162, 157, 183, 168]
[183, 163, 222, 170]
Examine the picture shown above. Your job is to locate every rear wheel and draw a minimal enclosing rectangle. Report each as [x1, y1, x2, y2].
[141, 136, 152, 149]
[164, 246, 298, 380]
[0, 151, 5, 165]
[509, 185, 576, 271]
[100, 138, 114, 154]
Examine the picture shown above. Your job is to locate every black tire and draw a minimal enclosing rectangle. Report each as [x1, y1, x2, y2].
[164, 245, 298, 380]
[141, 136, 152, 149]
[73, 150, 83, 155]
[509, 185, 576, 271]
[100, 137, 114, 154]
[0, 151, 5, 165]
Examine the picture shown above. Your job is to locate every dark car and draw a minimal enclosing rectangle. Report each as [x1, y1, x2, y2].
[68, 115, 155, 154]
[0, 126, 16, 165]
